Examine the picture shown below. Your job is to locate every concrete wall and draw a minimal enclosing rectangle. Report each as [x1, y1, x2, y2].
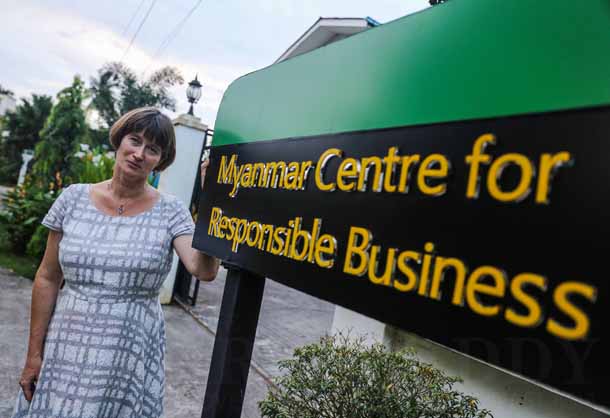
[158, 114, 207, 304]
[332, 306, 609, 418]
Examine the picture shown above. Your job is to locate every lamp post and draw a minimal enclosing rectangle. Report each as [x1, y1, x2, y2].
[186, 75, 202, 116]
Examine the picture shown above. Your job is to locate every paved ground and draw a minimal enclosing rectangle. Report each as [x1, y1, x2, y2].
[186, 267, 335, 379]
[0, 266, 335, 418]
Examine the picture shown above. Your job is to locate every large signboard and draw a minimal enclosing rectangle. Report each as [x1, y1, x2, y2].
[194, 106, 608, 406]
[193, 0, 610, 409]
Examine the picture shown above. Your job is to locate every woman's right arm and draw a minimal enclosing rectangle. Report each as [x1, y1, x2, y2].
[19, 230, 63, 402]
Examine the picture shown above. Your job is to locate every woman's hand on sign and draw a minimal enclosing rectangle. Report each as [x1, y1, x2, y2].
[200, 157, 210, 191]
[19, 355, 42, 401]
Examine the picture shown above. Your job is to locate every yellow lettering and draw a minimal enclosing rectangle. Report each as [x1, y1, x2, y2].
[289, 217, 310, 261]
[465, 134, 495, 198]
[417, 154, 449, 196]
[418, 242, 435, 296]
[368, 247, 396, 286]
[343, 226, 372, 276]
[394, 251, 421, 292]
[547, 282, 596, 340]
[505, 273, 546, 328]
[430, 256, 467, 306]
[246, 222, 261, 247]
[284, 162, 300, 190]
[337, 158, 358, 192]
[487, 153, 534, 202]
[358, 156, 383, 192]
[315, 148, 341, 192]
[314, 234, 336, 268]
[466, 266, 506, 316]
[297, 161, 313, 190]
[383, 147, 401, 193]
[208, 207, 222, 236]
[535, 152, 572, 204]
[270, 227, 286, 255]
[397, 155, 420, 193]
[218, 154, 237, 184]
[240, 164, 253, 187]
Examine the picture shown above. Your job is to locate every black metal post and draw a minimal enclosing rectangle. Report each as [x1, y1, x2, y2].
[201, 267, 266, 418]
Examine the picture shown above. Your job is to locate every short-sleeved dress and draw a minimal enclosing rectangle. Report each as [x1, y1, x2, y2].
[12, 183, 195, 418]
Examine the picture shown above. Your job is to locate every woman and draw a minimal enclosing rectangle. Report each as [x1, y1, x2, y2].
[12, 107, 219, 418]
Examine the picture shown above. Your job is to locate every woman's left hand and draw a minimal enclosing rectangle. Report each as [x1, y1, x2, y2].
[200, 158, 209, 191]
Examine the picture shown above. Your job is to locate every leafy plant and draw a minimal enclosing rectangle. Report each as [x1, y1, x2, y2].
[26, 223, 49, 258]
[70, 144, 115, 184]
[259, 334, 493, 418]
[0, 223, 39, 279]
[0, 181, 58, 255]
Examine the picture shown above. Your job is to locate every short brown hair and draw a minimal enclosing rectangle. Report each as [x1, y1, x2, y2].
[109, 107, 176, 171]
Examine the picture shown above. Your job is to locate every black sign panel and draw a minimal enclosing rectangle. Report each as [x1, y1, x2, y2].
[193, 106, 609, 407]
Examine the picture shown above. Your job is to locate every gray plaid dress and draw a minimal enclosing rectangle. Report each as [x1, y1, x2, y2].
[12, 183, 195, 418]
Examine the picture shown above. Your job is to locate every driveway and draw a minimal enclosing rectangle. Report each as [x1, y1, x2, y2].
[0, 269, 271, 418]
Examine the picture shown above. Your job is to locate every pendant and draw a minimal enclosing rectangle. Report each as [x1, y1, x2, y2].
[118, 205, 124, 215]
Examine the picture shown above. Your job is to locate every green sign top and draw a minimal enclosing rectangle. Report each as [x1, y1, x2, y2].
[213, 0, 610, 146]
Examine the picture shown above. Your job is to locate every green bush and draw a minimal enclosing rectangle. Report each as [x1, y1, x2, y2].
[0, 181, 57, 255]
[70, 144, 115, 184]
[0, 145, 114, 258]
[26, 223, 49, 258]
[259, 334, 493, 418]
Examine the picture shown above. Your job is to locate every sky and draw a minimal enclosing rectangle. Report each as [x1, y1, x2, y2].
[0, 0, 429, 127]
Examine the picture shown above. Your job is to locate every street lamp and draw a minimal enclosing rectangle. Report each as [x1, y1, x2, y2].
[186, 75, 202, 116]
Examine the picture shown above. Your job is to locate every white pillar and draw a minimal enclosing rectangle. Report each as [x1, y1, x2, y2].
[157, 114, 207, 304]
[331, 307, 609, 418]
[18, 149, 34, 186]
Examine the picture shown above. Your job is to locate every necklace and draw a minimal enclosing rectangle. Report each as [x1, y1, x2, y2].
[107, 181, 145, 216]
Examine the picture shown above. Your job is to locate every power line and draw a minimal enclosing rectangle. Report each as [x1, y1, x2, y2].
[122, 0, 148, 37]
[121, 0, 158, 62]
[153, 0, 204, 60]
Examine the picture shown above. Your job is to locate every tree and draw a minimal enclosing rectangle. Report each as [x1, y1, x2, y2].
[0, 83, 14, 97]
[89, 62, 184, 129]
[32, 77, 88, 184]
[0, 94, 53, 184]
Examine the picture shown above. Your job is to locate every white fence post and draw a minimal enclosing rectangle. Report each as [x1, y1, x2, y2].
[158, 114, 207, 304]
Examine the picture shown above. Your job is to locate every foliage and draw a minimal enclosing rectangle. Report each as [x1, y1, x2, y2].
[70, 144, 115, 184]
[259, 334, 493, 418]
[0, 180, 58, 255]
[0, 223, 39, 279]
[26, 224, 49, 259]
[0, 83, 14, 97]
[32, 77, 88, 184]
[87, 126, 110, 150]
[0, 94, 53, 185]
[89, 62, 184, 129]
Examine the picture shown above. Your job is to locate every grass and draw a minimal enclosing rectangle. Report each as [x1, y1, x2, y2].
[0, 223, 39, 279]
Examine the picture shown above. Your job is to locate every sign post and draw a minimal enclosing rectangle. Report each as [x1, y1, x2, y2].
[201, 267, 265, 418]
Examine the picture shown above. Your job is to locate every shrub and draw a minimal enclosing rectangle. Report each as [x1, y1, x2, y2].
[0, 181, 57, 255]
[26, 223, 49, 258]
[70, 144, 115, 184]
[259, 334, 493, 418]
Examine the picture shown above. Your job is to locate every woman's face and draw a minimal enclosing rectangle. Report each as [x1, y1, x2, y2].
[116, 132, 162, 180]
